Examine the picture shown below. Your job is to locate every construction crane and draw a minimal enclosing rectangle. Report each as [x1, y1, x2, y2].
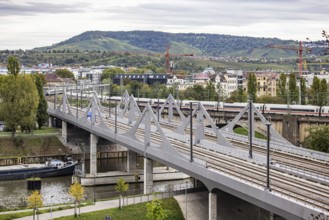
[268, 41, 308, 77]
[165, 44, 193, 74]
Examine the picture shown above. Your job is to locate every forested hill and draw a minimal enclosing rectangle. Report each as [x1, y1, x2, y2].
[35, 30, 310, 58]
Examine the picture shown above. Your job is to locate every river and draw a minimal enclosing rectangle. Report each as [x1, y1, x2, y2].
[0, 158, 191, 209]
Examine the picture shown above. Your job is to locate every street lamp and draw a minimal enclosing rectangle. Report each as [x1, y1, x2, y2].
[266, 122, 271, 191]
[50, 195, 54, 220]
[93, 173, 96, 204]
[185, 181, 188, 220]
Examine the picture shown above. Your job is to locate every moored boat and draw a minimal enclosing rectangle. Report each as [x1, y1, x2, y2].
[0, 158, 78, 181]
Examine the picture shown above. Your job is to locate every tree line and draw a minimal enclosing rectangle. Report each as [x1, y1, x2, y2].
[0, 56, 48, 138]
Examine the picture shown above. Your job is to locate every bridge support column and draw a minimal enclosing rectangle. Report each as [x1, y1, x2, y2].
[269, 212, 274, 220]
[62, 121, 67, 143]
[209, 191, 217, 220]
[144, 157, 153, 194]
[90, 133, 98, 175]
[127, 150, 137, 172]
[48, 117, 52, 128]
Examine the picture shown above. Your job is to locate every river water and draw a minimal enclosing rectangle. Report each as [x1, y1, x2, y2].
[0, 158, 191, 209]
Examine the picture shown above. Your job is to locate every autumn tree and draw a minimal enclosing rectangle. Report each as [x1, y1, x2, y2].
[7, 56, 20, 76]
[247, 73, 257, 102]
[69, 181, 85, 217]
[27, 190, 43, 220]
[115, 177, 129, 209]
[146, 197, 168, 220]
[35, 76, 48, 129]
[0, 75, 39, 137]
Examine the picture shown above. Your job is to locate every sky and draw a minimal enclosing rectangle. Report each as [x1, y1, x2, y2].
[1, 0, 329, 50]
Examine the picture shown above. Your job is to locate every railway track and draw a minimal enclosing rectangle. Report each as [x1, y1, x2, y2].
[49, 101, 329, 213]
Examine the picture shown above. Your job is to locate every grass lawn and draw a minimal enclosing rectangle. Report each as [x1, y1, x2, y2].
[0, 127, 68, 158]
[54, 198, 184, 220]
[234, 127, 266, 139]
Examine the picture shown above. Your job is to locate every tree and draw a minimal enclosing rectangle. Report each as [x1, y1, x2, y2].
[247, 73, 257, 102]
[288, 73, 299, 104]
[319, 79, 328, 106]
[310, 76, 320, 105]
[69, 181, 85, 217]
[300, 77, 307, 105]
[55, 69, 74, 78]
[237, 86, 247, 102]
[277, 73, 287, 103]
[305, 125, 329, 153]
[115, 177, 129, 209]
[101, 68, 124, 82]
[35, 76, 48, 129]
[0, 75, 39, 137]
[27, 190, 43, 220]
[146, 197, 168, 220]
[7, 56, 20, 76]
[205, 81, 217, 101]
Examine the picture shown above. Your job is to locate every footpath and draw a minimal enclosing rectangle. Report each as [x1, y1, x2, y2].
[1, 192, 207, 220]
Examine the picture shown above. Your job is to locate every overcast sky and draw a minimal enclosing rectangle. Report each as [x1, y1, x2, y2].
[1, 0, 328, 50]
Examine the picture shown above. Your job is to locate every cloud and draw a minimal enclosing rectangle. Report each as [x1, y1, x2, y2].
[0, 0, 89, 16]
[104, 0, 329, 28]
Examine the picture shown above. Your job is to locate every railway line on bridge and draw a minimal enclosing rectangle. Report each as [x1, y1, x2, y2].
[47, 92, 329, 219]
[69, 103, 329, 214]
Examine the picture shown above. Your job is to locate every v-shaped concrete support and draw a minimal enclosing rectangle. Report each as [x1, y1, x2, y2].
[158, 94, 186, 123]
[175, 102, 234, 148]
[124, 104, 181, 158]
[221, 102, 289, 144]
[80, 92, 108, 129]
[57, 90, 73, 116]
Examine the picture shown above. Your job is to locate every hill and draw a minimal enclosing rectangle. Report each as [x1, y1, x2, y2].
[35, 30, 317, 59]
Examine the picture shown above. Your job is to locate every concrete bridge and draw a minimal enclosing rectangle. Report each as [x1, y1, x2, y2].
[48, 91, 329, 220]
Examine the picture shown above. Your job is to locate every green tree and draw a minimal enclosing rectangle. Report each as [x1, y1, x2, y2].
[300, 77, 307, 105]
[115, 177, 129, 209]
[237, 86, 247, 102]
[7, 56, 20, 76]
[0, 75, 39, 137]
[146, 197, 168, 220]
[319, 79, 328, 106]
[205, 81, 217, 101]
[55, 69, 74, 78]
[247, 73, 257, 102]
[69, 181, 85, 217]
[27, 190, 43, 220]
[101, 68, 124, 82]
[288, 73, 299, 104]
[310, 76, 320, 105]
[277, 73, 287, 103]
[305, 125, 329, 153]
[35, 76, 48, 129]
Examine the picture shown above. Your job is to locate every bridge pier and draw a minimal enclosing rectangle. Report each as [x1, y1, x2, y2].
[144, 157, 153, 194]
[62, 121, 67, 142]
[48, 117, 52, 128]
[209, 191, 217, 220]
[127, 150, 137, 172]
[90, 133, 98, 175]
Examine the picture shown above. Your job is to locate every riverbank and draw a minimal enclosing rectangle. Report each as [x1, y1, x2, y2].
[1, 193, 185, 220]
[0, 128, 72, 159]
